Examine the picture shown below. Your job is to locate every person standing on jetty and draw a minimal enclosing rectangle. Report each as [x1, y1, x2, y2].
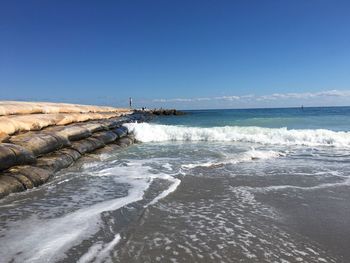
[129, 97, 132, 109]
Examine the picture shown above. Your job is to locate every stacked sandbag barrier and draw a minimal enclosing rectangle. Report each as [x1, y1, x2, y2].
[0, 101, 152, 199]
[0, 115, 149, 198]
[0, 101, 126, 116]
[0, 101, 132, 139]
[0, 112, 130, 137]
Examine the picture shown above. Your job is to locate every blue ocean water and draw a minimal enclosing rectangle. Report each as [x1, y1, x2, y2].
[154, 107, 350, 131]
[127, 106, 350, 148]
[153, 106, 350, 131]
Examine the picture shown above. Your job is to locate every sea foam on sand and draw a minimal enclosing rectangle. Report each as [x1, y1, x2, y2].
[0, 160, 181, 263]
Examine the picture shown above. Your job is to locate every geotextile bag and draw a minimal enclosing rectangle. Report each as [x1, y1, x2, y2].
[116, 136, 134, 147]
[0, 175, 25, 198]
[70, 137, 105, 154]
[36, 151, 76, 172]
[112, 126, 128, 138]
[8, 166, 53, 187]
[0, 143, 36, 171]
[44, 125, 91, 141]
[10, 132, 70, 157]
[92, 131, 118, 144]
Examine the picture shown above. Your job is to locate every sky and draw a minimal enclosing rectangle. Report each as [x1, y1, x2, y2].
[0, 0, 350, 109]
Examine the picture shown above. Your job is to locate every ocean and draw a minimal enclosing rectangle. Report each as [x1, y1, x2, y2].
[1, 107, 350, 262]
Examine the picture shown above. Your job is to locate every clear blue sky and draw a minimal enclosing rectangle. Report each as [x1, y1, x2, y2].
[1, 0, 350, 109]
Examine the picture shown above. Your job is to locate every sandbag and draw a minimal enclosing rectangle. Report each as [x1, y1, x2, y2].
[104, 119, 120, 129]
[79, 123, 105, 133]
[10, 114, 59, 130]
[9, 173, 34, 189]
[70, 137, 105, 154]
[0, 143, 36, 171]
[0, 117, 20, 134]
[0, 145, 15, 170]
[93, 119, 121, 130]
[10, 132, 70, 157]
[55, 113, 91, 125]
[116, 136, 134, 147]
[7, 144, 37, 165]
[0, 103, 41, 116]
[59, 148, 82, 161]
[9, 166, 52, 186]
[0, 101, 131, 116]
[92, 131, 117, 144]
[0, 111, 132, 136]
[127, 115, 139, 122]
[0, 132, 10, 142]
[87, 137, 105, 149]
[0, 114, 61, 135]
[127, 134, 136, 142]
[36, 151, 75, 172]
[115, 116, 129, 123]
[55, 112, 120, 126]
[112, 126, 128, 138]
[0, 175, 25, 198]
[70, 140, 96, 155]
[44, 125, 91, 141]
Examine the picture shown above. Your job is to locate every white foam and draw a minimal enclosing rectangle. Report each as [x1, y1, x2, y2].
[125, 123, 350, 147]
[245, 148, 286, 160]
[251, 176, 350, 192]
[99, 161, 181, 207]
[162, 163, 173, 170]
[0, 159, 181, 263]
[182, 148, 285, 169]
[78, 234, 121, 263]
[94, 234, 121, 262]
[0, 181, 145, 263]
[77, 161, 181, 262]
[146, 175, 181, 206]
[77, 242, 103, 263]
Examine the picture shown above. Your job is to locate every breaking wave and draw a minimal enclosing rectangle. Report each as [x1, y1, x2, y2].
[182, 148, 286, 169]
[124, 123, 350, 147]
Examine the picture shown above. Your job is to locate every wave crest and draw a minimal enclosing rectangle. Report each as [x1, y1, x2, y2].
[124, 123, 350, 147]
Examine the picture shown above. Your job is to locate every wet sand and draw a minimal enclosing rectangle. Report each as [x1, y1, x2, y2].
[0, 141, 349, 262]
[115, 174, 347, 262]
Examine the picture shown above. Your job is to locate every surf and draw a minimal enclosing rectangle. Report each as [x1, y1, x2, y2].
[125, 123, 350, 147]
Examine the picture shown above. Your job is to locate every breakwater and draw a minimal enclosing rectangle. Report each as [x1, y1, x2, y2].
[0, 101, 152, 199]
[148, 109, 186, 116]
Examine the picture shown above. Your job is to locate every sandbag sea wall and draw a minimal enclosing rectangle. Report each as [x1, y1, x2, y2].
[0, 110, 152, 199]
[0, 101, 130, 116]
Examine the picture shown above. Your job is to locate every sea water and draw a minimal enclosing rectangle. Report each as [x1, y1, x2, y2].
[0, 107, 350, 262]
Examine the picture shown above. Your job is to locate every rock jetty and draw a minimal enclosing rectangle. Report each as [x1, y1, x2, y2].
[148, 109, 186, 116]
[0, 101, 151, 199]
